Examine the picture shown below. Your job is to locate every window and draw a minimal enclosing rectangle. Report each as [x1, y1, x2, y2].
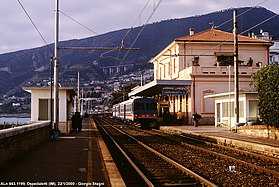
[120, 105, 125, 112]
[126, 104, 132, 112]
[217, 55, 233, 66]
[135, 102, 141, 110]
[249, 100, 259, 118]
[146, 103, 150, 110]
[222, 102, 228, 117]
[239, 101, 244, 118]
[141, 103, 144, 110]
[163, 65, 166, 78]
[173, 59, 176, 73]
[38, 99, 53, 120]
[222, 101, 234, 117]
[150, 102, 157, 110]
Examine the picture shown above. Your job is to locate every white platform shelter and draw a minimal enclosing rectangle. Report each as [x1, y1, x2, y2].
[23, 87, 76, 134]
[205, 91, 259, 128]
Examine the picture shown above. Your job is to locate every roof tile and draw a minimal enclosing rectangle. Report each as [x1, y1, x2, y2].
[175, 29, 273, 44]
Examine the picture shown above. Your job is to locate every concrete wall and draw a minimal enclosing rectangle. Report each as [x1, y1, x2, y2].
[0, 121, 50, 166]
[238, 125, 279, 140]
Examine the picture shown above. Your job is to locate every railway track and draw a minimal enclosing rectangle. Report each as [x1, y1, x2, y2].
[100, 116, 279, 186]
[178, 133, 279, 172]
[94, 116, 217, 187]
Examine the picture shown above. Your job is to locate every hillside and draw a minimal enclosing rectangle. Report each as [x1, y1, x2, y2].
[0, 6, 278, 96]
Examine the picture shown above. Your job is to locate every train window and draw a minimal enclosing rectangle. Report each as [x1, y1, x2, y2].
[141, 103, 144, 110]
[146, 103, 150, 110]
[135, 102, 141, 110]
[150, 102, 157, 110]
[126, 104, 132, 112]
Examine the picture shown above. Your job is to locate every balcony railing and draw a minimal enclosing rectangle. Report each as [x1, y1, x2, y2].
[178, 66, 260, 78]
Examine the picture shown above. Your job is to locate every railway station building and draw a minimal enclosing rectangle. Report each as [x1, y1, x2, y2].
[129, 28, 273, 125]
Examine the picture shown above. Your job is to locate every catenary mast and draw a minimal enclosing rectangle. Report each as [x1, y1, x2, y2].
[54, 0, 59, 131]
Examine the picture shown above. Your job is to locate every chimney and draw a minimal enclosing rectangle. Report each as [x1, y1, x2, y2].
[189, 28, 195, 36]
[248, 30, 255, 38]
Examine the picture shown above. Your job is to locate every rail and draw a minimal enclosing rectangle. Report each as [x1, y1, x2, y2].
[96, 116, 217, 186]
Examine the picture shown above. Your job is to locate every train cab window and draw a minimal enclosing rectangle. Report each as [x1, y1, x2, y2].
[141, 103, 144, 110]
[150, 102, 157, 110]
[135, 102, 141, 110]
[146, 103, 150, 110]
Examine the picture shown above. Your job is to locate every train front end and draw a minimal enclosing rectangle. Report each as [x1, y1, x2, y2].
[133, 98, 158, 129]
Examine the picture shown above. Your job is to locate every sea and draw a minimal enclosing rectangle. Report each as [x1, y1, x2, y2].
[0, 117, 31, 124]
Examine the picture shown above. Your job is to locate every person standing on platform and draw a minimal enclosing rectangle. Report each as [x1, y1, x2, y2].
[193, 112, 201, 127]
[177, 110, 183, 125]
[71, 112, 82, 132]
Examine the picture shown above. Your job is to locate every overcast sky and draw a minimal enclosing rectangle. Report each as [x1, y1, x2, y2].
[0, 0, 278, 54]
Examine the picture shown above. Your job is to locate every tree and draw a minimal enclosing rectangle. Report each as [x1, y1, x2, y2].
[251, 64, 279, 127]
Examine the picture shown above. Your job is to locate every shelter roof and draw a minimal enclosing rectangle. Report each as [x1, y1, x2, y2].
[23, 86, 76, 96]
[128, 79, 192, 97]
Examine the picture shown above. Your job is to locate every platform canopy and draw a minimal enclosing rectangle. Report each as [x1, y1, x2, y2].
[128, 79, 192, 97]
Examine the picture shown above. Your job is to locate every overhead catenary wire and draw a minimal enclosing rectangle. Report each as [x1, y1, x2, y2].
[17, 0, 54, 56]
[121, 0, 163, 63]
[164, 4, 277, 62]
[196, 0, 277, 58]
[122, 0, 151, 44]
[158, 0, 272, 62]
[216, 0, 269, 30]
[198, 12, 278, 58]
[100, 0, 152, 62]
[60, 10, 98, 36]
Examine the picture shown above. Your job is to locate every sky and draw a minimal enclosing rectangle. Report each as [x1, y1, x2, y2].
[0, 0, 278, 54]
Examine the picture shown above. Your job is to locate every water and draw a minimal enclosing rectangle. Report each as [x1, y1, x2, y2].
[0, 117, 31, 124]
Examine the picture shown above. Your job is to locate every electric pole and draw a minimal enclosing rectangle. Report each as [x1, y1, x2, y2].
[233, 9, 239, 123]
[54, 0, 59, 131]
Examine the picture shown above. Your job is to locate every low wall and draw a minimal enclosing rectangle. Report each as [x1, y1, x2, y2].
[0, 121, 51, 166]
[238, 125, 279, 140]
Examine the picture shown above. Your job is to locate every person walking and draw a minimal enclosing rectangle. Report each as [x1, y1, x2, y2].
[177, 110, 183, 125]
[193, 112, 201, 127]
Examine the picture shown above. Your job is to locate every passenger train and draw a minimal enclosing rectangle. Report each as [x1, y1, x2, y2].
[112, 97, 158, 129]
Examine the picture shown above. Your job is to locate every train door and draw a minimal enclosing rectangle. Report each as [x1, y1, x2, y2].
[124, 104, 126, 121]
[118, 105, 120, 118]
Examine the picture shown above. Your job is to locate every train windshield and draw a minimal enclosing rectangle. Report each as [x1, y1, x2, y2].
[134, 99, 157, 111]
[135, 102, 141, 110]
[150, 102, 157, 110]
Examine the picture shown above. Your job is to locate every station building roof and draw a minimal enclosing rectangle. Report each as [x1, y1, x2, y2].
[175, 29, 273, 45]
[128, 79, 192, 97]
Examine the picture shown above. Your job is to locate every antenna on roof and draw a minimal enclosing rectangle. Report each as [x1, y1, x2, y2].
[209, 21, 216, 29]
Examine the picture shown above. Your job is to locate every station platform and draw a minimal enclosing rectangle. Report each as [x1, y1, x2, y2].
[160, 125, 279, 158]
[0, 118, 125, 187]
